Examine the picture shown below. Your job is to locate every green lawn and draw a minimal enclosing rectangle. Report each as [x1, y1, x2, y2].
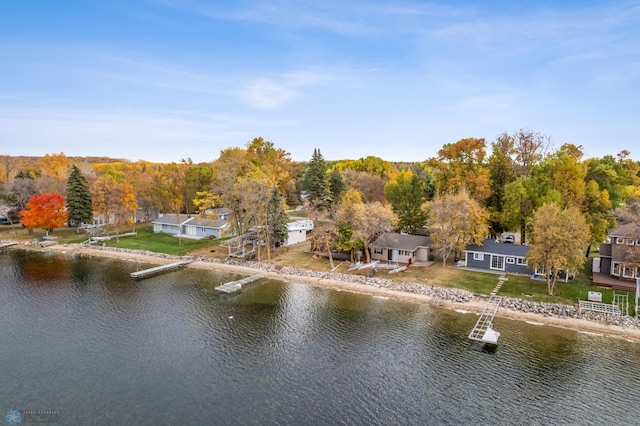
[78, 226, 217, 256]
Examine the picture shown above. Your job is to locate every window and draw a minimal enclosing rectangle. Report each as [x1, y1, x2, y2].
[623, 266, 634, 278]
[473, 253, 484, 261]
[399, 250, 413, 257]
[627, 238, 635, 246]
[517, 258, 528, 266]
[612, 262, 621, 277]
[506, 257, 515, 264]
[374, 248, 383, 255]
[491, 255, 505, 270]
[616, 237, 625, 245]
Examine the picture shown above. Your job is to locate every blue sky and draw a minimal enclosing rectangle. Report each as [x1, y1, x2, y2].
[1, 0, 639, 163]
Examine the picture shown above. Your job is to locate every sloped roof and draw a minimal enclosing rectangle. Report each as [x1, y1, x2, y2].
[465, 238, 529, 256]
[153, 214, 192, 225]
[608, 222, 640, 238]
[371, 232, 431, 251]
[153, 214, 229, 229]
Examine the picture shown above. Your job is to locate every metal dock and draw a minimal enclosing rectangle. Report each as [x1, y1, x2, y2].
[215, 274, 266, 293]
[130, 260, 192, 279]
[468, 294, 503, 345]
[0, 241, 18, 249]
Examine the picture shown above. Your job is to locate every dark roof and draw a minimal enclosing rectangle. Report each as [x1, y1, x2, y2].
[371, 232, 431, 251]
[608, 222, 640, 238]
[465, 238, 529, 257]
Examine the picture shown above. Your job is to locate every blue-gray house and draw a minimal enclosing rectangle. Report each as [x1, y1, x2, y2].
[152, 209, 232, 240]
[463, 238, 532, 275]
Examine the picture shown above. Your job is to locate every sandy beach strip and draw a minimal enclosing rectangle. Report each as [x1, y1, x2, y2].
[13, 242, 640, 343]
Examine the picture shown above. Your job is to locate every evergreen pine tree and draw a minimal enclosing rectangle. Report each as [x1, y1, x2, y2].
[328, 168, 346, 203]
[267, 188, 289, 247]
[302, 148, 330, 206]
[66, 165, 93, 231]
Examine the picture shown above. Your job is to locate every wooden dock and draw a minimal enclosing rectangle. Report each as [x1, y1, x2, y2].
[215, 274, 266, 293]
[0, 241, 18, 249]
[130, 260, 193, 279]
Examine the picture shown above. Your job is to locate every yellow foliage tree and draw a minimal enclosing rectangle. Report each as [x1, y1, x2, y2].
[527, 203, 590, 295]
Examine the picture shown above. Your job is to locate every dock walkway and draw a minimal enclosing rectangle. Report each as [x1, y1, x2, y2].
[130, 260, 192, 279]
[216, 274, 266, 293]
[468, 294, 503, 344]
[469, 275, 506, 345]
[0, 241, 18, 249]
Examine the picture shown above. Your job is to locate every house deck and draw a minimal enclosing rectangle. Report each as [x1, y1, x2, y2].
[592, 272, 636, 291]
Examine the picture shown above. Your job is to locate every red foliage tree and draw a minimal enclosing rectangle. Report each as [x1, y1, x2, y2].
[20, 193, 68, 235]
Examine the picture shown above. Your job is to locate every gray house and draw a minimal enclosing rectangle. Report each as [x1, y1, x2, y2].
[463, 238, 532, 275]
[153, 209, 232, 240]
[594, 222, 640, 289]
[370, 232, 431, 264]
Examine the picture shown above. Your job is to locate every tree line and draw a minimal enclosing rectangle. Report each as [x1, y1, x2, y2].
[1, 131, 639, 294]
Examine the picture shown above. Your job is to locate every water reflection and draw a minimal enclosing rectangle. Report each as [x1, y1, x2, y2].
[2, 249, 640, 425]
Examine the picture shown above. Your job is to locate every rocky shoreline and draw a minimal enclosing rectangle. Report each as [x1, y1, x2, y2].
[7, 241, 640, 337]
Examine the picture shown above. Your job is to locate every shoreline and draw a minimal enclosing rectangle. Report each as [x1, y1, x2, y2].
[10, 242, 640, 343]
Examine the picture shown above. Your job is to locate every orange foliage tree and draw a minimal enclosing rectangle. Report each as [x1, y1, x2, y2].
[20, 193, 68, 235]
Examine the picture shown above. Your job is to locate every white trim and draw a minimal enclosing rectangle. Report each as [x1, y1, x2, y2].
[612, 261, 621, 277]
[473, 253, 484, 261]
[623, 266, 635, 279]
[490, 255, 505, 270]
[506, 257, 515, 264]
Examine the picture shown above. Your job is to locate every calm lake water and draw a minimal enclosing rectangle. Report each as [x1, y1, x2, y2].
[2, 249, 640, 425]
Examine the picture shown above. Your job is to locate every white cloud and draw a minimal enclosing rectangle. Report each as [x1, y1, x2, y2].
[239, 78, 297, 109]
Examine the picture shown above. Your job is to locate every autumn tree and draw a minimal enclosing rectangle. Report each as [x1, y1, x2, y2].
[384, 170, 427, 233]
[20, 193, 68, 235]
[163, 162, 188, 216]
[533, 144, 587, 208]
[182, 159, 213, 214]
[340, 169, 388, 204]
[512, 128, 551, 177]
[0, 154, 20, 184]
[426, 190, 489, 267]
[92, 175, 138, 238]
[427, 137, 490, 201]
[501, 176, 545, 242]
[37, 152, 73, 194]
[66, 165, 93, 231]
[333, 156, 393, 178]
[351, 202, 395, 263]
[246, 137, 300, 199]
[527, 203, 590, 295]
[585, 155, 627, 209]
[236, 171, 272, 260]
[616, 150, 640, 199]
[333, 189, 365, 259]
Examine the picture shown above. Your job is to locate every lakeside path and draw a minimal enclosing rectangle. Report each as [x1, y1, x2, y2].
[10, 242, 640, 343]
